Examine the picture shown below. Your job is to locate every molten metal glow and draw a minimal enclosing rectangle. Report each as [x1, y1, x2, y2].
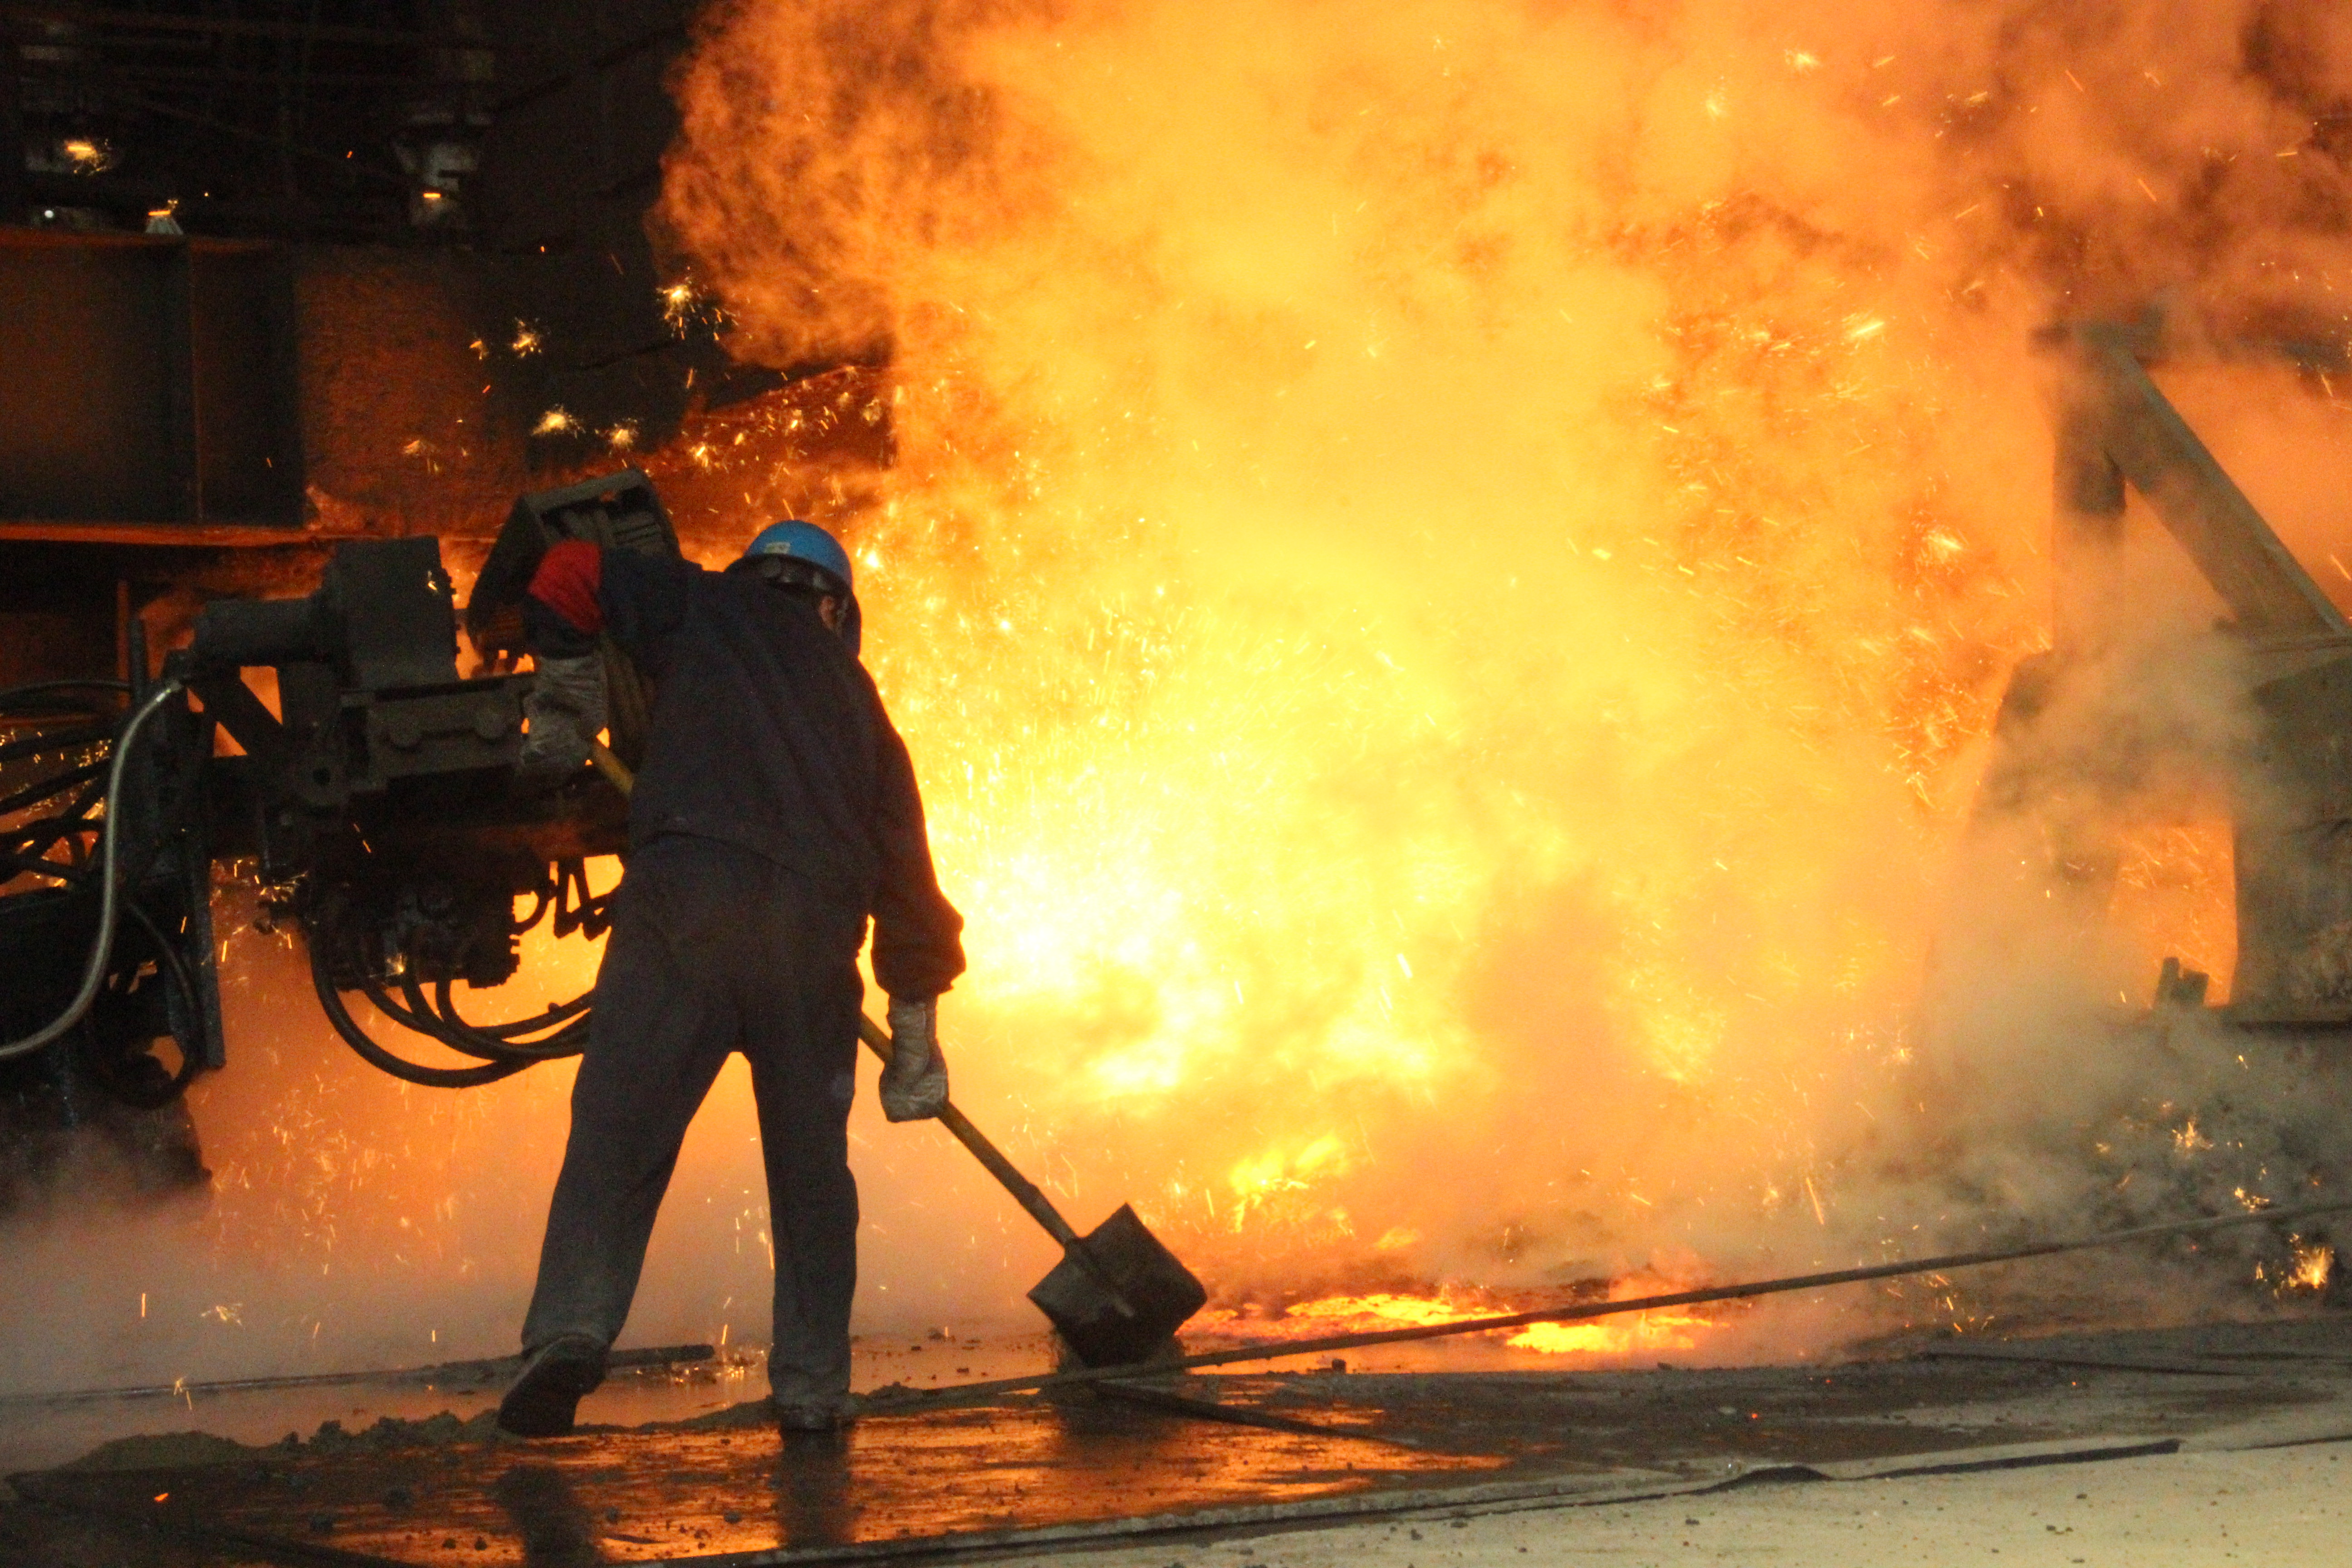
[1193, 1290, 1710, 1360]
[118, 1, 2352, 1387]
[636, 0, 2352, 1329]
[2288, 1242, 2332, 1293]
[1506, 1316, 1707, 1357]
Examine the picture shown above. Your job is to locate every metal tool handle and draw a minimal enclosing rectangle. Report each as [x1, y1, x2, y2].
[855, 1014, 1138, 1320]
[855, 1016, 1072, 1247]
[586, 740, 1136, 1320]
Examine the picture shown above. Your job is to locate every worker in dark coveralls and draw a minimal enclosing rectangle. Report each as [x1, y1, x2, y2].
[496, 521, 966, 1437]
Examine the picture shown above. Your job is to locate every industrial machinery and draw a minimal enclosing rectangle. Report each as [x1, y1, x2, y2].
[1982, 319, 2352, 1025]
[8, 323, 2352, 1210]
[0, 470, 678, 1199]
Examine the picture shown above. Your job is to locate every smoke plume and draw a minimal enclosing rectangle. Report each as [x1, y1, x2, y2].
[654, 0, 2352, 1312]
[13, 0, 2352, 1403]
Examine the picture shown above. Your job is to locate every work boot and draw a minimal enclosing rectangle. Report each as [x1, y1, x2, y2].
[771, 1396, 853, 1434]
[497, 1335, 608, 1437]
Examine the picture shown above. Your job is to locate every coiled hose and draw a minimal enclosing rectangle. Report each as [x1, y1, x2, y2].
[0, 679, 187, 1062]
[4, 675, 596, 1091]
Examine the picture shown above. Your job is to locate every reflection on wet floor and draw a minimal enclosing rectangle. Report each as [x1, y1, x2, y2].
[0, 1329, 1065, 1475]
[26, 1395, 1496, 1566]
[0, 1321, 1663, 1477]
[13, 1318, 2352, 1567]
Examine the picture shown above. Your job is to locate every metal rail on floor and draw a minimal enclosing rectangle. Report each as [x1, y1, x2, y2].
[866, 1198, 2352, 1411]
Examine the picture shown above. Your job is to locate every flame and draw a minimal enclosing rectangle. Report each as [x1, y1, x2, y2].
[2288, 1242, 2332, 1293]
[644, 0, 2296, 1308]
[1507, 1315, 1707, 1357]
[121, 0, 2352, 1377]
[1281, 1293, 1481, 1328]
[59, 137, 111, 173]
[1192, 1289, 1713, 1360]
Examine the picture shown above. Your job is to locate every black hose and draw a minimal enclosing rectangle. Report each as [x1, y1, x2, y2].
[0, 722, 115, 765]
[361, 972, 500, 1057]
[74, 902, 207, 1111]
[2, 778, 108, 851]
[0, 760, 107, 819]
[509, 882, 551, 935]
[399, 973, 585, 1060]
[0, 679, 131, 706]
[309, 944, 533, 1089]
[0, 681, 131, 726]
[3, 815, 103, 859]
[0, 681, 187, 1063]
[431, 978, 590, 1047]
[353, 969, 586, 1063]
[0, 851, 88, 885]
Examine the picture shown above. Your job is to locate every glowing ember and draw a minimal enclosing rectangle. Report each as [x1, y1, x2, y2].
[661, 279, 714, 334]
[49, 0, 2347, 1387]
[2288, 1242, 2332, 1293]
[1193, 1290, 1715, 1361]
[1281, 1293, 1485, 1329]
[1506, 1315, 1707, 1357]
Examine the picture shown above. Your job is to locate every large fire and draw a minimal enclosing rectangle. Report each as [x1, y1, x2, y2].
[648, 0, 2137, 1322]
[1193, 1289, 1712, 1362]
[42, 0, 2350, 1397]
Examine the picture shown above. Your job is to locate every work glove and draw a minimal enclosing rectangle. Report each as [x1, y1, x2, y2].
[517, 652, 607, 784]
[879, 995, 949, 1122]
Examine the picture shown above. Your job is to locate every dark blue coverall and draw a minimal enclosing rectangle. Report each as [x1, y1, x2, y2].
[517, 545, 965, 1407]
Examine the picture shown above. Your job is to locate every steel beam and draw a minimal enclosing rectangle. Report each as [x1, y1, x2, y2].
[2068, 323, 2348, 641]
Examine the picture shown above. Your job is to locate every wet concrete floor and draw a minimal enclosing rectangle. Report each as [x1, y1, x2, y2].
[5, 1313, 2350, 1566]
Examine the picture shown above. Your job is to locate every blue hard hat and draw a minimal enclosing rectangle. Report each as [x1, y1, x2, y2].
[740, 520, 862, 653]
[743, 520, 854, 593]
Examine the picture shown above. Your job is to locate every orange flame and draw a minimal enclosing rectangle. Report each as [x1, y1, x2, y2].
[1194, 1289, 1712, 1360]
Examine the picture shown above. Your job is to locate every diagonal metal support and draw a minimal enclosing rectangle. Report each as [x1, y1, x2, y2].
[2063, 323, 2349, 641]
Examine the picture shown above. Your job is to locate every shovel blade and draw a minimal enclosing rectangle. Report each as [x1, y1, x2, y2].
[1026, 1204, 1208, 1367]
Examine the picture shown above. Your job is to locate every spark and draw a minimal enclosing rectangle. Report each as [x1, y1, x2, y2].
[2289, 1242, 2333, 1292]
[661, 280, 706, 332]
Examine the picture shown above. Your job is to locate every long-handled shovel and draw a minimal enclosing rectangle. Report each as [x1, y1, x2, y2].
[585, 740, 1208, 1365]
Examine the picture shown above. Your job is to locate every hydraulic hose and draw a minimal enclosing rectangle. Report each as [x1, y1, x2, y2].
[375, 972, 586, 1061]
[0, 680, 186, 1063]
[431, 979, 589, 1052]
[362, 971, 515, 1061]
[0, 678, 131, 715]
[75, 901, 208, 1110]
[0, 759, 106, 820]
[309, 942, 534, 1089]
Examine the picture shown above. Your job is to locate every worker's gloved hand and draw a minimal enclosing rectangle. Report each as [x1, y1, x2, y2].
[517, 652, 608, 785]
[879, 995, 948, 1122]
